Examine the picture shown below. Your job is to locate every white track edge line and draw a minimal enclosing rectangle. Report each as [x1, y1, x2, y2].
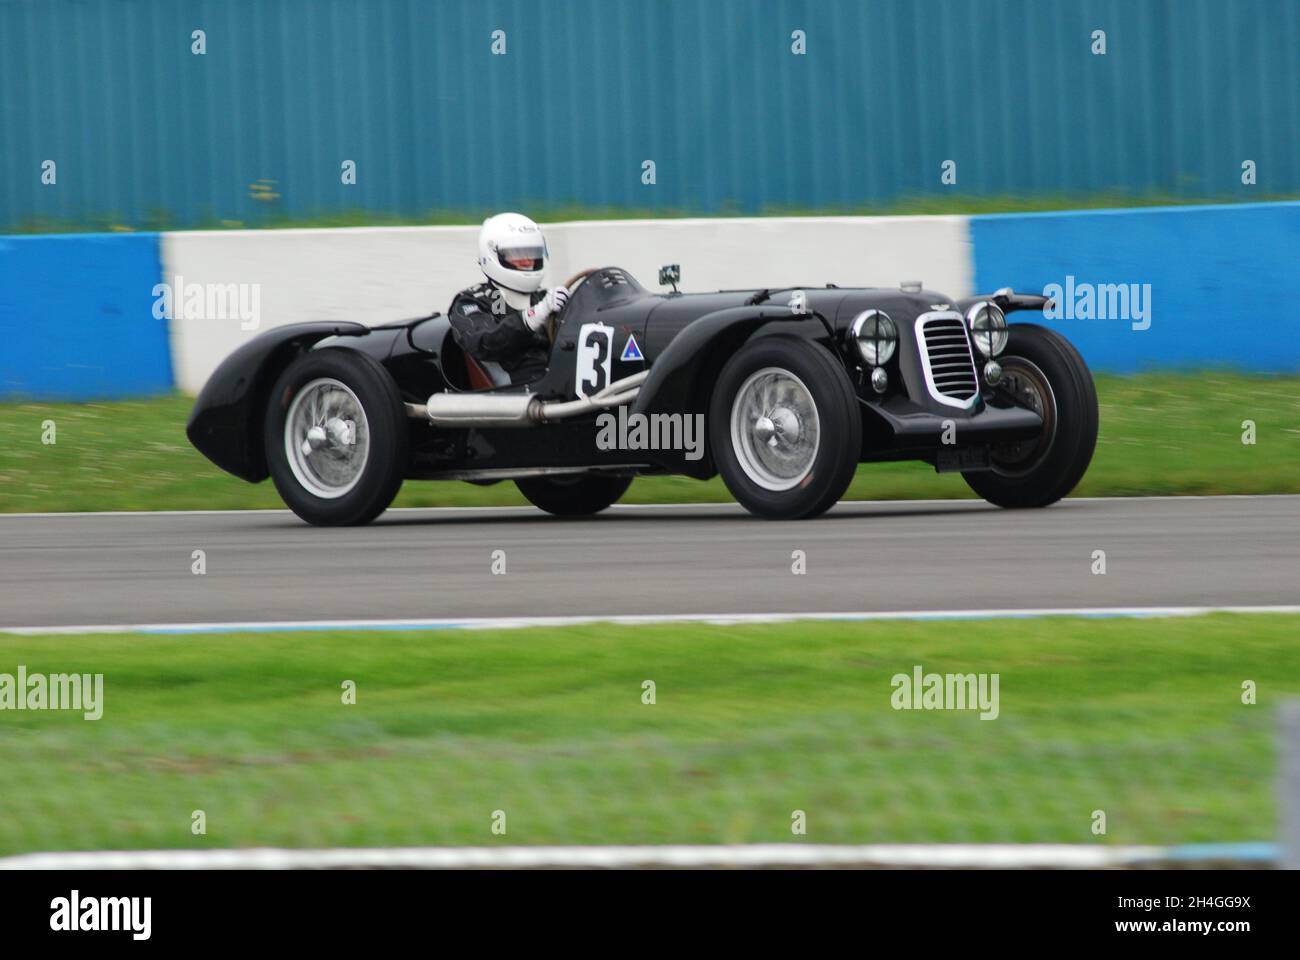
[2, 843, 1275, 871]
[5, 606, 1300, 635]
[0, 493, 1296, 519]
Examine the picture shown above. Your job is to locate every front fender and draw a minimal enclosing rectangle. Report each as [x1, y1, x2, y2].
[186, 321, 370, 482]
[956, 290, 1055, 316]
[631, 306, 836, 478]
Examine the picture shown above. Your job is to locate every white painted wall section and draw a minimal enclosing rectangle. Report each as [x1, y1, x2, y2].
[164, 215, 974, 392]
[550, 215, 972, 296]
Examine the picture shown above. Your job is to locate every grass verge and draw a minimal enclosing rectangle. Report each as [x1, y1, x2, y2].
[0, 614, 1293, 854]
[0, 373, 1297, 512]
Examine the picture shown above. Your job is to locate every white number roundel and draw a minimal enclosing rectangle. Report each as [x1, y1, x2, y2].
[574, 323, 613, 398]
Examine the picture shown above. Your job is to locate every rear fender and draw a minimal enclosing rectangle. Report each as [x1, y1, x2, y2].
[186, 322, 370, 482]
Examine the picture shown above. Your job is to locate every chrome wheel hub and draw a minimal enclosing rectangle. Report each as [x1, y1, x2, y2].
[730, 367, 820, 491]
[284, 378, 371, 499]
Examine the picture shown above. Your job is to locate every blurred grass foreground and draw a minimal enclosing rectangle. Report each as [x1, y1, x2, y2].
[0, 373, 1298, 512]
[0, 614, 1294, 855]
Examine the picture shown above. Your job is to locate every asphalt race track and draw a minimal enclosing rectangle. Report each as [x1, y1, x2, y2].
[1, 495, 1296, 629]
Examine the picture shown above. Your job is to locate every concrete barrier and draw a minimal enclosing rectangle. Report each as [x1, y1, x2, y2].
[2, 202, 1296, 400]
[162, 215, 972, 393]
[970, 201, 1300, 373]
[162, 226, 482, 396]
[0, 233, 171, 400]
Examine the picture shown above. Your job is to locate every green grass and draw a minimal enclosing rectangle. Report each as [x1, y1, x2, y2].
[0, 614, 1294, 854]
[0, 373, 1296, 513]
[8, 193, 1294, 234]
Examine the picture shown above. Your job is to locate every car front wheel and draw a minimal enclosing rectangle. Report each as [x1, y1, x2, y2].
[709, 336, 861, 519]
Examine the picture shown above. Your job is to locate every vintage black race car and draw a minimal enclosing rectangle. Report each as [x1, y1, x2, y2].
[187, 264, 1098, 525]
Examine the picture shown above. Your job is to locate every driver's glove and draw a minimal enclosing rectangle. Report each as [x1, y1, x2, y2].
[522, 285, 570, 333]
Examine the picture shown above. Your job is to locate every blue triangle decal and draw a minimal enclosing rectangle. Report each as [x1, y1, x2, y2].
[620, 332, 644, 362]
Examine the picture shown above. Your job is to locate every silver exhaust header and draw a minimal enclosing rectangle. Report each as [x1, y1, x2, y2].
[410, 370, 650, 428]
[418, 393, 539, 426]
[534, 371, 648, 422]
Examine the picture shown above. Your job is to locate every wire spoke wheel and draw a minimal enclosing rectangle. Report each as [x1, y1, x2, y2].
[729, 367, 821, 491]
[710, 337, 859, 520]
[284, 377, 372, 499]
[266, 349, 407, 526]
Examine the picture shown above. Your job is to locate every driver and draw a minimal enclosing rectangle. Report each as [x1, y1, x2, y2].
[447, 212, 569, 386]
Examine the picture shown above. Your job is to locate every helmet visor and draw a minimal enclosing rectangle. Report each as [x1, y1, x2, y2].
[497, 243, 545, 272]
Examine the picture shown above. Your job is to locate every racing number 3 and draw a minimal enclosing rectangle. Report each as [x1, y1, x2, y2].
[575, 323, 613, 398]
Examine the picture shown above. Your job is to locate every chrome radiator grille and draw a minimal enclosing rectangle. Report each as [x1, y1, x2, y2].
[917, 314, 979, 406]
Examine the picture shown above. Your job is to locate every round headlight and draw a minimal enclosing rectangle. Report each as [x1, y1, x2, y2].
[966, 302, 1008, 357]
[849, 310, 897, 366]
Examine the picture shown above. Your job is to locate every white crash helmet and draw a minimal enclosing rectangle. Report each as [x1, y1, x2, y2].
[478, 212, 548, 295]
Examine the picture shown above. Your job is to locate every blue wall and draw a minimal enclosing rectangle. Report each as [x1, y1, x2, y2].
[970, 201, 1300, 372]
[0, 233, 173, 399]
[2, 0, 1296, 229]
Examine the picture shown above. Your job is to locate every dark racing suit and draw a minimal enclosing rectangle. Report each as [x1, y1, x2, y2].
[447, 282, 550, 385]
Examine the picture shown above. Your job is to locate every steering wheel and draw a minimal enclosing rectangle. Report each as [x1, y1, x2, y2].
[548, 269, 597, 343]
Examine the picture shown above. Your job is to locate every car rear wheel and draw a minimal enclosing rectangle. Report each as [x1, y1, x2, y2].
[709, 336, 861, 519]
[962, 324, 1098, 508]
[515, 474, 633, 516]
[265, 348, 408, 525]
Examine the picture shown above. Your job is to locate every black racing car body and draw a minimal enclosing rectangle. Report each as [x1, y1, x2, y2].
[189, 266, 1054, 485]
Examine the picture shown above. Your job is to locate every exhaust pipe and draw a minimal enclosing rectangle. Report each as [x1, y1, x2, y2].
[418, 393, 539, 427]
[534, 371, 648, 422]
[410, 370, 650, 428]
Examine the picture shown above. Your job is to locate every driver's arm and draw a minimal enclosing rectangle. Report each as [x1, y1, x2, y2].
[450, 286, 569, 361]
[523, 286, 568, 332]
[448, 293, 544, 362]
[447, 286, 560, 358]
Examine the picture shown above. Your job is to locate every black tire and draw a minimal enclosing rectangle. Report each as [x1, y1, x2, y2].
[515, 474, 633, 516]
[264, 348, 408, 526]
[708, 336, 861, 519]
[962, 324, 1098, 508]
